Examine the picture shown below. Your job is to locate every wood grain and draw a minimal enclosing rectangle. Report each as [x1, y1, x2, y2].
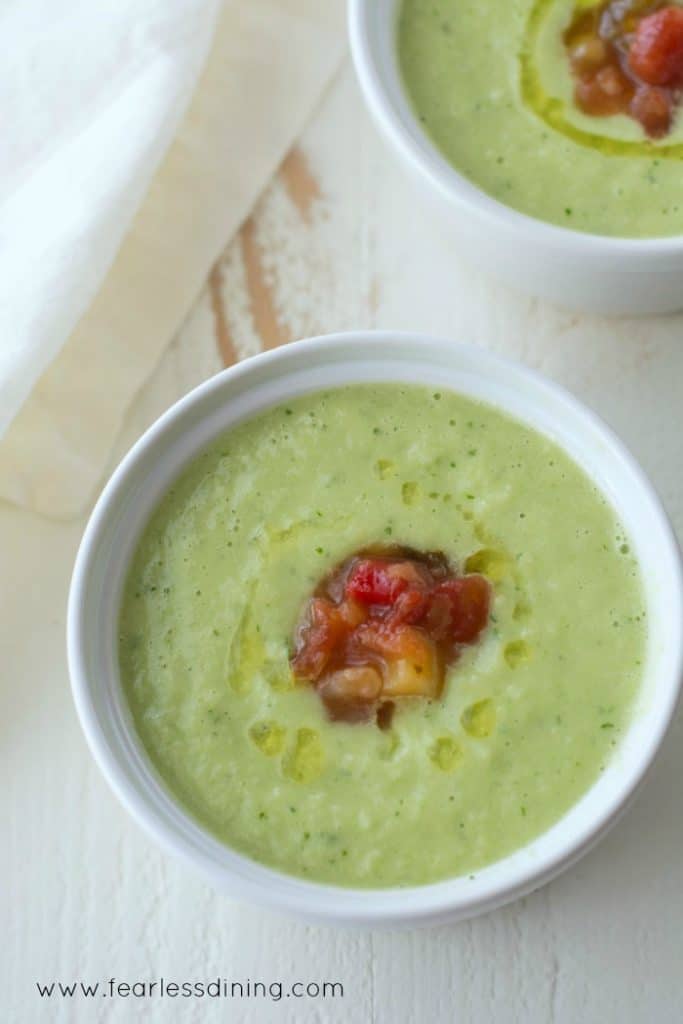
[207, 262, 238, 367]
[208, 145, 324, 364]
[280, 146, 321, 223]
[239, 216, 291, 351]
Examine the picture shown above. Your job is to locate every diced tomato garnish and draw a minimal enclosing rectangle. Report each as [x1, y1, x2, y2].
[573, 74, 626, 116]
[427, 575, 491, 646]
[337, 597, 367, 628]
[291, 546, 493, 725]
[355, 621, 424, 661]
[317, 666, 383, 723]
[345, 559, 409, 605]
[385, 587, 430, 626]
[355, 622, 440, 697]
[290, 597, 348, 681]
[630, 83, 673, 137]
[564, 1, 683, 139]
[629, 6, 683, 88]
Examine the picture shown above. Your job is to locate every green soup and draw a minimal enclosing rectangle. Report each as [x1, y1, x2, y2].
[399, 0, 683, 237]
[119, 384, 645, 888]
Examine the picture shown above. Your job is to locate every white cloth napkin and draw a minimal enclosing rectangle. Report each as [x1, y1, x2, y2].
[0, 0, 346, 518]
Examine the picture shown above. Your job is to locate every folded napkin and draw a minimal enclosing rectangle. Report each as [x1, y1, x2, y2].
[0, 0, 346, 518]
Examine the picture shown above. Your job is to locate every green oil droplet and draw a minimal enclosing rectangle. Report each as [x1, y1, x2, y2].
[461, 699, 496, 739]
[284, 728, 325, 783]
[504, 640, 532, 669]
[429, 735, 463, 772]
[402, 481, 419, 506]
[249, 721, 287, 757]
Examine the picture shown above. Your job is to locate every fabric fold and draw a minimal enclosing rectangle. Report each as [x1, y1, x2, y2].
[0, 0, 346, 518]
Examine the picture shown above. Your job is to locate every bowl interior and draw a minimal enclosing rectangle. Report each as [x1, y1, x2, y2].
[69, 333, 683, 925]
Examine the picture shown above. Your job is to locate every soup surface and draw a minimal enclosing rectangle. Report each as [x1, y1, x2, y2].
[399, 0, 683, 236]
[119, 384, 645, 887]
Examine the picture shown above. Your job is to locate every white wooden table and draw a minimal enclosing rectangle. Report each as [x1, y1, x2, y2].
[6, 62, 683, 1024]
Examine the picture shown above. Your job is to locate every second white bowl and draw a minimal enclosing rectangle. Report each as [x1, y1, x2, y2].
[349, 0, 683, 314]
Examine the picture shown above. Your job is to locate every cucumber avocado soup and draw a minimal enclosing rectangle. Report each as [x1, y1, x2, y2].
[399, 0, 683, 236]
[119, 384, 645, 888]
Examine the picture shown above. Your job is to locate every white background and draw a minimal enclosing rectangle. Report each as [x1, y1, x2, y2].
[5, 65, 683, 1023]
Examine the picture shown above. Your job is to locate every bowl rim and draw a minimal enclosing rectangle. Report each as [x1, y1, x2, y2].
[67, 330, 683, 926]
[348, 0, 683, 256]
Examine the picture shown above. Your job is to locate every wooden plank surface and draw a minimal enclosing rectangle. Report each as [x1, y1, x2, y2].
[5, 63, 683, 1024]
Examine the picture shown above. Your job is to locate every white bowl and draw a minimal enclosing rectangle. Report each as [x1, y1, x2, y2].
[68, 331, 683, 927]
[349, 0, 683, 315]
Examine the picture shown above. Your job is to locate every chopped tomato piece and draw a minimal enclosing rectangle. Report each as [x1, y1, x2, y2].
[290, 597, 347, 681]
[629, 6, 683, 87]
[355, 620, 428, 661]
[385, 587, 430, 626]
[356, 622, 440, 698]
[568, 36, 609, 74]
[337, 597, 367, 628]
[318, 666, 383, 723]
[427, 575, 491, 646]
[595, 64, 629, 98]
[345, 559, 408, 605]
[630, 83, 674, 136]
[575, 73, 629, 116]
[319, 665, 383, 701]
[384, 559, 433, 588]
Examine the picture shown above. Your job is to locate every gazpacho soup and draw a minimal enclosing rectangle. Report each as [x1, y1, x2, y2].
[119, 384, 645, 888]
